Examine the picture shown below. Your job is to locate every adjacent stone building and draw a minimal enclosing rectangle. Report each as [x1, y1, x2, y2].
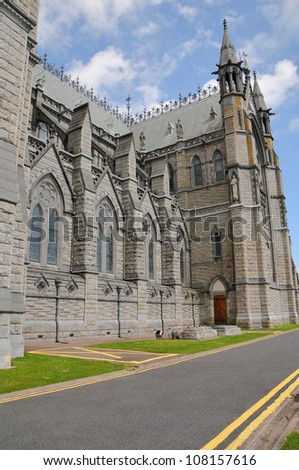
[0, 1, 298, 368]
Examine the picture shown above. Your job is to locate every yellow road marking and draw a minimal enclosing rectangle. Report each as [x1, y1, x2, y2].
[72, 347, 122, 359]
[226, 376, 299, 450]
[201, 367, 299, 450]
[28, 350, 174, 365]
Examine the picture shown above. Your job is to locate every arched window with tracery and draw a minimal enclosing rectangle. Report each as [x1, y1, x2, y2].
[97, 200, 116, 275]
[29, 204, 43, 263]
[168, 163, 175, 194]
[106, 226, 114, 274]
[191, 155, 203, 187]
[28, 177, 63, 267]
[143, 215, 157, 281]
[213, 151, 225, 182]
[47, 209, 59, 265]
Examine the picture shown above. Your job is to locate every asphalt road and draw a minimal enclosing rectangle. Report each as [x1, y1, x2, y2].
[1, 330, 299, 450]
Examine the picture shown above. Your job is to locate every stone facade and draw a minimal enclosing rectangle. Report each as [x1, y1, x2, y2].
[0, 4, 298, 367]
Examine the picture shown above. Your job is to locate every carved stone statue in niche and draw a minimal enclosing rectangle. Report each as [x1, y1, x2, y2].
[139, 131, 146, 150]
[230, 173, 239, 203]
[176, 119, 184, 139]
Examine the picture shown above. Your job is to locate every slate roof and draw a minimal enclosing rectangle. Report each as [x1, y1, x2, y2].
[131, 93, 223, 153]
[33, 65, 129, 136]
[33, 65, 223, 151]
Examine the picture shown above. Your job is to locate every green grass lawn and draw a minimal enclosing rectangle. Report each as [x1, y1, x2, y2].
[0, 354, 127, 395]
[270, 324, 299, 331]
[281, 431, 299, 450]
[91, 332, 272, 355]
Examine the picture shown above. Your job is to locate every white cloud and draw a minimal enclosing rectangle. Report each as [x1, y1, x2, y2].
[241, 33, 278, 68]
[178, 38, 199, 59]
[136, 84, 162, 108]
[136, 21, 158, 36]
[257, 59, 299, 108]
[38, 0, 168, 45]
[176, 3, 198, 21]
[258, 0, 299, 39]
[289, 117, 299, 132]
[66, 47, 136, 92]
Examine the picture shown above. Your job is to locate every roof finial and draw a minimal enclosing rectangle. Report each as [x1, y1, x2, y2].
[223, 18, 228, 30]
[253, 70, 257, 80]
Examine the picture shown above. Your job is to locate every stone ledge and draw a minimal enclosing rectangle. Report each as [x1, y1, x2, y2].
[213, 325, 242, 336]
[171, 326, 218, 340]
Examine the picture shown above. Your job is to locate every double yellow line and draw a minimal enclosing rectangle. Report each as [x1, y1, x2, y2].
[201, 367, 299, 450]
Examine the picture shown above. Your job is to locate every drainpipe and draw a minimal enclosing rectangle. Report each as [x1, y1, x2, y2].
[116, 286, 122, 338]
[159, 291, 164, 334]
[55, 280, 62, 342]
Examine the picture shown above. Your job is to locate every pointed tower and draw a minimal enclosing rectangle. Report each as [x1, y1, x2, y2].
[215, 21, 274, 328]
[217, 19, 244, 95]
[253, 72, 273, 138]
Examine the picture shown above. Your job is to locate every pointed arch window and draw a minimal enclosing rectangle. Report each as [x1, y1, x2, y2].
[29, 204, 43, 263]
[106, 226, 114, 274]
[144, 215, 157, 281]
[213, 151, 225, 182]
[168, 163, 175, 194]
[97, 226, 102, 272]
[97, 200, 116, 275]
[149, 239, 155, 280]
[212, 229, 222, 260]
[28, 177, 64, 267]
[47, 209, 59, 265]
[192, 156, 203, 187]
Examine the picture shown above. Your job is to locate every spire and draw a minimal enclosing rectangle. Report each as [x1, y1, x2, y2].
[219, 19, 239, 66]
[253, 72, 267, 110]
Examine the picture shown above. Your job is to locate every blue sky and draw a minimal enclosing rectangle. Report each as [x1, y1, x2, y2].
[37, 0, 299, 267]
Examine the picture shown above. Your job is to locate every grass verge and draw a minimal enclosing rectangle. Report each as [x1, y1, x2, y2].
[0, 354, 127, 395]
[270, 324, 299, 332]
[91, 332, 272, 355]
[280, 431, 299, 450]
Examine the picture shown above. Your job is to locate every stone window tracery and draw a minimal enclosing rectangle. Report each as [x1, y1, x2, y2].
[28, 177, 63, 267]
[97, 200, 116, 275]
[191, 155, 203, 187]
[213, 151, 225, 182]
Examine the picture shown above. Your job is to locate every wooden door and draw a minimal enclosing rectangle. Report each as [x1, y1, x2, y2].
[214, 295, 227, 324]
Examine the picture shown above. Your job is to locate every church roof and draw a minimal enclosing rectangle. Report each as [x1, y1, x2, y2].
[33, 65, 129, 136]
[131, 93, 222, 153]
[33, 65, 222, 151]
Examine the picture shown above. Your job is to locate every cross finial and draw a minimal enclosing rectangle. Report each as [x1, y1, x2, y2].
[223, 18, 228, 30]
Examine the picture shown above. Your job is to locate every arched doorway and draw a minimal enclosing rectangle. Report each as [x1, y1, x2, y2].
[210, 278, 227, 325]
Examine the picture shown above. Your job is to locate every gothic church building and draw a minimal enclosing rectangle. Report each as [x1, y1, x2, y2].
[1, 0, 298, 368]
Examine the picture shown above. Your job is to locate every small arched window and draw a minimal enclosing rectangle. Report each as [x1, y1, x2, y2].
[29, 204, 43, 263]
[192, 156, 203, 187]
[47, 209, 59, 265]
[213, 151, 225, 182]
[168, 163, 175, 194]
